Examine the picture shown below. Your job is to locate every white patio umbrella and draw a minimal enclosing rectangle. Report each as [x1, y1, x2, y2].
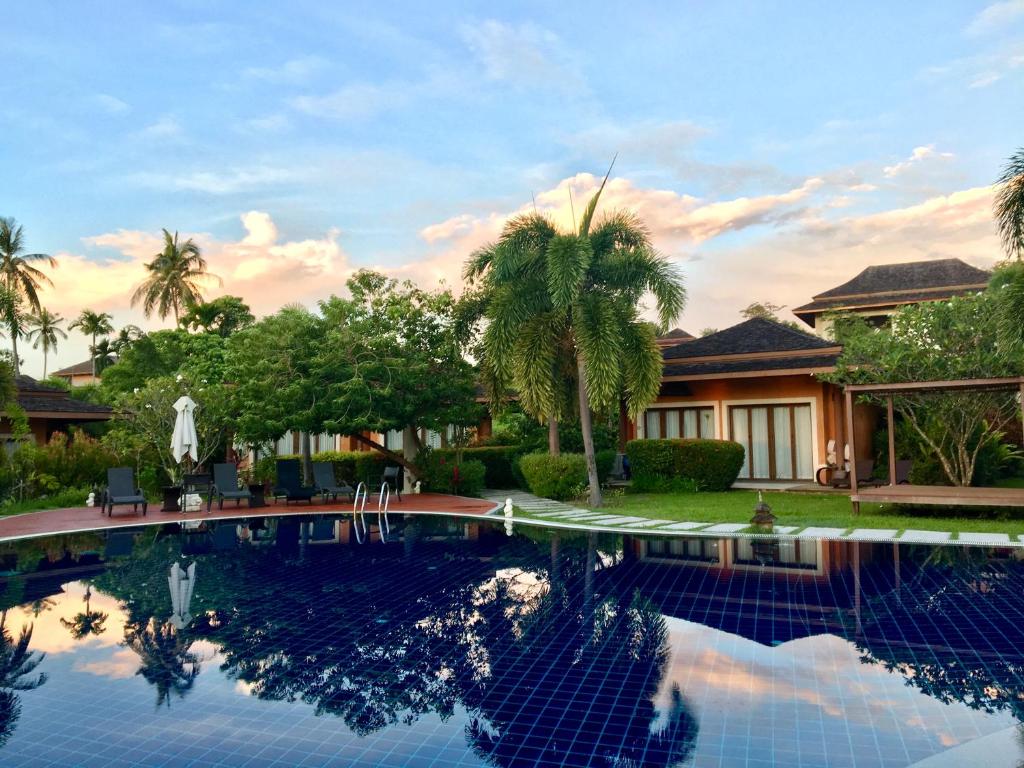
[171, 395, 199, 465]
[168, 561, 196, 630]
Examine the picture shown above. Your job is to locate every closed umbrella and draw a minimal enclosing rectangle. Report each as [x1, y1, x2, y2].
[171, 395, 199, 465]
[168, 561, 196, 630]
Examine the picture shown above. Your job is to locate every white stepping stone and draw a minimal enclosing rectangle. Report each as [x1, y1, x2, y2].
[797, 527, 847, 539]
[533, 510, 580, 518]
[847, 528, 899, 541]
[771, 525, 799, 534]
[548, 511, 600, 519]
[701, 523, 749, 534]
[898, 529, 951, 543]
[580, 515, 646, 525]
[958, 532, 1011, 545]
[621, 520, 672, 528]
[660, 522, 710, 531]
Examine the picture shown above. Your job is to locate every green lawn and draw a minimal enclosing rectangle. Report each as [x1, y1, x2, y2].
[517, 488, 1024, 539]
[0, 488, 93, 517]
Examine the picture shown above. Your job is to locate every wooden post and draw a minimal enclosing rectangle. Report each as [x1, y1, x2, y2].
[887, 395, 897, 487]
[845, 388, 859, 514]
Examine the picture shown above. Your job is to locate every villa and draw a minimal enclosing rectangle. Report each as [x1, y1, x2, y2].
[632, 258, 992, 483]
[1, 376, 113, 446]
[51, 359, 103, 387]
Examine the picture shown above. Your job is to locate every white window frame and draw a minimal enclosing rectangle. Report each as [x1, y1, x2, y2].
[636, 400, 720, 440]
[722, 396, 820, 478]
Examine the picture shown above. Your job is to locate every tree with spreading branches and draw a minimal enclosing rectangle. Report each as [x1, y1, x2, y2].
[70, 309, 114, 378]
[24, 308, 66, 379]
[131, 229, 217, 322]
[0, 218, 56, 376]
[465, 166, 685, 506]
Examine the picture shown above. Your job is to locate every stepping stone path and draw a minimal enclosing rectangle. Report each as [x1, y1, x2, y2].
[958, 532, 1011, 545]
[480, 490, 1022, 547]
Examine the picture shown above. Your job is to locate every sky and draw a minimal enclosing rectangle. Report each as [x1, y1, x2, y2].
[2, 1, 1023, 377]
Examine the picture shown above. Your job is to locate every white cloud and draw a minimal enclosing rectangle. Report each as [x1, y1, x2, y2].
[290, 81, 409, 120]
[127, 165, 299, 195]
[94, 93, 130, 115]
[135, 115, 183, 140]
[882, 145, 954, 177]
[967, 1, 1024, 36]
[459, 20, 584, 91]
[243, 55, 328, 84]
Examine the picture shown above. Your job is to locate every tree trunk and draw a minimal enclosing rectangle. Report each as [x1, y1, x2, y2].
[349, 432, 421, 475]
[91, 333, 97, 378]
[10, 322, 19, 376]
[42, 350, 47, 379]
[300, 431, 312, 485]
[576, 356, 602, 508]
[548, 416, 560, 455]
[402, 425, 418, 494]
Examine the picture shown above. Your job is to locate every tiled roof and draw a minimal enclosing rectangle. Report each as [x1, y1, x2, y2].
[663, 353, 841, 378]
[661, 317, 835, 360]
[655, 327, 694, 348]
[11, 376, 112, 416]
[793, 258, 990, 323]
[51, 359, 95, 377]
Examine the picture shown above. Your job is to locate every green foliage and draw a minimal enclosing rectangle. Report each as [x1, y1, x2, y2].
[990, 261, 1024, 353]
[101, 329, 227, 396]
[625, 439, 745, 492]
[482, 407, 618, 455]
[995, 147, 1024, 260]
[256, 450, 390, 488]
[131, 229, 212, 321]
[825, 293, 1024, 486]
[517, 451, 615, 501]
[416, 451, 487, 496]
[179, 295, 255, 337]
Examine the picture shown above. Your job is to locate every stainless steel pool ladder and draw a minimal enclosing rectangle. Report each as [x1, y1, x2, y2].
[352, 481, 392, 543]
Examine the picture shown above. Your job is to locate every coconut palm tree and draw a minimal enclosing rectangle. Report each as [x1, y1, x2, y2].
[0, 218, 56, 376]
[0, 612, 48, 747]
[466, 166, 685, 506]
[69, 309, 114, 378]
[59, 585, 108, 640]
[91, 338, 116, 375]
[124, 618, 201, 708]
[131, 229, 216, 323]
[24, 308, 66, 379]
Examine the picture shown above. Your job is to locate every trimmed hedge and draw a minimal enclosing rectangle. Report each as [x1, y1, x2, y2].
[626, 438, 745, 492]
[517, 450, 616, 501]
[430, 446, 524, 489]
[417, 452, 487, 496]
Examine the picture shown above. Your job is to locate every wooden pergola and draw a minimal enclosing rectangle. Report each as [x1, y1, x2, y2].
[845, 377, 1024, 513]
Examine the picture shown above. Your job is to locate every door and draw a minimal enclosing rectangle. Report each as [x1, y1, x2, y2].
[730, 404, 813, 480]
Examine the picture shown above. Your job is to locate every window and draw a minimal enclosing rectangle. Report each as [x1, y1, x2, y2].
[729, 404, 813, 480]
[733, 538, 818, 569]
[642, 407, 715, 440]
[644, 537, 720, 563]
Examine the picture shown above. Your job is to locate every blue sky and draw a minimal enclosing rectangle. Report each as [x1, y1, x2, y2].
[3, 1, 1022, 374]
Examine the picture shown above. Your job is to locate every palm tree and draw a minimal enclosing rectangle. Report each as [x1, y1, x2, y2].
[111, 324, 144, 354]
[0, 218, 56, 376]
[131, 229, 216, 323]
[124, 618, 201, 708]
[24, 308, 66, 378]
[991, 149, 1024, 351]
[466, 166, 685, 506]
[996, 147, 1024, 261]
[91, 338, 116, 374]
[69, 309, 114, 378]
[59, 586, 108, 640]
[0, 612, 48, 747]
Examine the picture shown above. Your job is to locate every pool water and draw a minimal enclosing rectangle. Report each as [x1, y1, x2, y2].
[0, 515, 1022, 767]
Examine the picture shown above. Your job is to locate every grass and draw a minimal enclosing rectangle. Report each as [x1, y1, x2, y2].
[516, 488, 1024, 539]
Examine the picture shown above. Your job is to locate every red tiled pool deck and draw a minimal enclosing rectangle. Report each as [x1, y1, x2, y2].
[0, 492, 501, 542]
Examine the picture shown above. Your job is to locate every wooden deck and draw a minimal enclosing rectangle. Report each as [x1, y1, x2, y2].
[853, 484, 1024, 508]
[0, 492, 500, 542]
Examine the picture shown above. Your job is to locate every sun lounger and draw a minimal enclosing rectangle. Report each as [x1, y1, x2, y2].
[272, 459, 317, 504]
[210, 463, 253, 510]
[312, 462, 355, 503]
[103, 467, 147, 517]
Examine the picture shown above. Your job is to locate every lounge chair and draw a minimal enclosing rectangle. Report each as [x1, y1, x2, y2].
[829, 460, 885, 489]
[103, 467, 147, 517]
[209, 463, 253, 511]
[272, 459, 317, 505]
[380, 465, 402, 501]
[894, 460, 913, 485]
[212, 523, 238, 550]
[312, 461, 355, 503]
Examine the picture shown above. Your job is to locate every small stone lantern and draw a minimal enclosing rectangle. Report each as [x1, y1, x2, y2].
[750, 490, 776, 531]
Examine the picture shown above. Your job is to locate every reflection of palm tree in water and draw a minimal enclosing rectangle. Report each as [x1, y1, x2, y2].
[466, 537, 698, 767]
[0, 610, 48, 747]
[124, 619, 201, 708]
[59, 585, 108, 640]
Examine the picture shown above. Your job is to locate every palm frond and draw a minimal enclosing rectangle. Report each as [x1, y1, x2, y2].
[546, 235, 591, 309]
[578, 155, 617, 237]
[619, 321, 663, 419]
[996, 147, 1024, 260]
[573, 293, 623, 412]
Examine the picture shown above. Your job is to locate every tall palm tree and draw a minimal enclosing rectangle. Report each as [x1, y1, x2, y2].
[996, 147, 1024, 261]
[69, 309, 114, 378]
[59, 586, 108, 640]
[131, 229, 216, 323]
[24, 308, 66, 379]
[91, 338, 116, 374]
[466, 166, 685, 506]
[0, 612, 48, 747]
[124, 618, 201, 709]
[0, 218, 56, 376]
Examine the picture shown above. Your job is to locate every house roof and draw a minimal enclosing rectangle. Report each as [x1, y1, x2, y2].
[654, 327, 694, 348]
[660, 318, 841, 379]
[51, 359, 96, 377]
[9, 376, 113, 419]
[792, 258, 991, 324]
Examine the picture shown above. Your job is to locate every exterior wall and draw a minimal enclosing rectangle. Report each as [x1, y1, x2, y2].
[54, 372, 101, 388]
[637, 374, 837, 477]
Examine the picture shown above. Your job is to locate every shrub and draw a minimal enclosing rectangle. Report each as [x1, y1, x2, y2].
[428, 446, 524, 488]
[518, 451, 617, 501]
[626, 439, 745, 492]
[252, 450, 390, 488]
[417, 451, 487, 496]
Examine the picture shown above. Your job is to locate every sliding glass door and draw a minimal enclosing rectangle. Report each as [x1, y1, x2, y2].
[730, 404, 813, 480]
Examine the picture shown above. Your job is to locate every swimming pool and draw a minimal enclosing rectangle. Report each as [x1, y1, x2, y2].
[0, 514, 1021, 767]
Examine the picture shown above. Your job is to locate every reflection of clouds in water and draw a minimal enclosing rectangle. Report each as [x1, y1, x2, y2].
[656, 617, 1007, 755]
[75, 648, 138, 679]
[8, 581, 129, 655]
